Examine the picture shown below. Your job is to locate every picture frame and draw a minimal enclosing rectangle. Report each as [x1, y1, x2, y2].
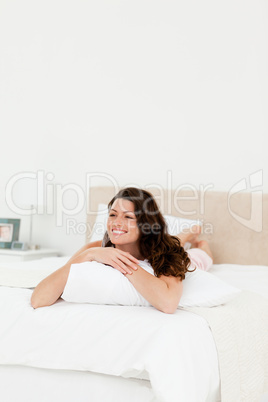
[0, 219, 21, 249]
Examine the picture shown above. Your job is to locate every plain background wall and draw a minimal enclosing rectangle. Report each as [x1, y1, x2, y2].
[0, 0, 267, 256]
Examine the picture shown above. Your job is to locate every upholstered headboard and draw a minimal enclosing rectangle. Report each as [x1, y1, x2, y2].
[86, 187, 268, 265]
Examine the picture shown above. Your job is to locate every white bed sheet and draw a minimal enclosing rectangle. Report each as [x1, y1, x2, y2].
[209, 264, 268, 299]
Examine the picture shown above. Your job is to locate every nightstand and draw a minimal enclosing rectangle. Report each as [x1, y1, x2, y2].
[0, 249, 60, 263]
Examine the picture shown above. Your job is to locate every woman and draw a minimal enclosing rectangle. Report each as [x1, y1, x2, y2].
[31, 187, 213, 313]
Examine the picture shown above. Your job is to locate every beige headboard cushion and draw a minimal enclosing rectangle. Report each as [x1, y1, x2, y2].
[86, 186, 268, 266]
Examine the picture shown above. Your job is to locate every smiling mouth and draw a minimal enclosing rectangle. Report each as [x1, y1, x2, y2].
[112, 229, 127, 235]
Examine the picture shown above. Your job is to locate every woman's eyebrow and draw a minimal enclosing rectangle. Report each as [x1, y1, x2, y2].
[110, 208, 135, 214]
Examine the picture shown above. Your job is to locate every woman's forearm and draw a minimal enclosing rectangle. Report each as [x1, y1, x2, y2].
[31, 249, 95, 308]
[31, 263, 72, 309]
[125, 267, 182, 314]
[31, 241, 102, 309]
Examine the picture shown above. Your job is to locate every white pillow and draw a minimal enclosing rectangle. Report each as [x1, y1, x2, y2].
[89, 204, 108, 242]
[180, 269, 241, 307]
[62, 259, 241, 308]
[89, 204, 201, 242]
[164, 214, 202, 236]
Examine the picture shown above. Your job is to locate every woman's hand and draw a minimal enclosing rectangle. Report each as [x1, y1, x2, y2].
[70, 247, 140, 275]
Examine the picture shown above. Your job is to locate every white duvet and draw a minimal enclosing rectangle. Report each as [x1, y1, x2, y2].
[1, 258, 268, 402]
[0, 286, 220, 402]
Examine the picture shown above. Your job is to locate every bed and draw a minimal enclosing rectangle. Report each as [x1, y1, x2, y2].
[1, 186, 268, 402]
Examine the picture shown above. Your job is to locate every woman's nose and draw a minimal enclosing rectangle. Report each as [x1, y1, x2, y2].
[113, 216, 123, 226]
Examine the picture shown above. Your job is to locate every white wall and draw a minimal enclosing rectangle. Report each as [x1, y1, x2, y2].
[0, 0, 267, 255]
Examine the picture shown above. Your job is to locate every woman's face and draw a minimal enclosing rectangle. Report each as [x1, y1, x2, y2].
[107, 198, 140, 246]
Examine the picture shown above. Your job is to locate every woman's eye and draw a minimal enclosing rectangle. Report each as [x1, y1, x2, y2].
[108, 213, 135, 219]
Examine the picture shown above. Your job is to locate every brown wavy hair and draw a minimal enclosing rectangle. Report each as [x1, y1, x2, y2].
[102, 187, 195, 280]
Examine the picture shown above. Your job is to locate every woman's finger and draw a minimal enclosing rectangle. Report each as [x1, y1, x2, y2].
[117, 254, 138, 271]
[109, 259, 127, 274]
[111, 258, 133, 275]
[126, 253, 140, 264]
[115, 248, 139, 261]
[115, 250, 140, 265]
[112, 251, 138, 271]
[92, 248, 136, 274]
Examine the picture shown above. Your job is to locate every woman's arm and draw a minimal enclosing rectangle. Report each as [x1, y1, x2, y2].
[31, 245, 140, 309]
[31, 259, 182, 313]
[124, 265, 183, 314]
[30, 241, 101, 309]
[31, 262, 72, 309]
